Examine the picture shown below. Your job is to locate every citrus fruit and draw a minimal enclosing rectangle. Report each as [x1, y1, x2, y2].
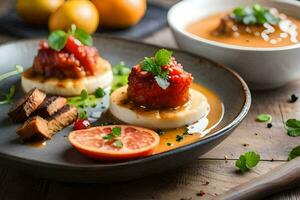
[91, 0, 146, 28]
[49, 0, 99, 34]
[68, 125, 160, 160]
[16, 0, 64, 25]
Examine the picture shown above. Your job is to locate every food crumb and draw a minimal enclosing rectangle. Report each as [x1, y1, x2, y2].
[243, 143, 250, 147]
[224, 155, 228, 163]
[254, 133, 258, 136]
[203, 181, 209, 185]
[196, 191, 206, 196]
[267, 123, 273, 128]
[290, 94, 299, 103]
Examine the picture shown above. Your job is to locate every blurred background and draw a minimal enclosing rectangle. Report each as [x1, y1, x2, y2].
[0, 0, 180, 40]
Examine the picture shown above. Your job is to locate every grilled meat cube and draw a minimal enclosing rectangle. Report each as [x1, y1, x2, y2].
[16, 116, 50, 141]
[216, 15, 235, 35]
[33, 96, 67, 118]
[8, 88, 46, 122]
[47, 105, 77, 134]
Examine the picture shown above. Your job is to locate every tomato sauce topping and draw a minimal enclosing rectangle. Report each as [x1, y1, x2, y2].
[32, 36, 100, 79]
[127, 58, 193, 109]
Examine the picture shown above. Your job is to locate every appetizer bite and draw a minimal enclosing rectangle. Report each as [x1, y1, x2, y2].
[9, 88, 78, 141]
[22, 25, 113, 96]
[187, 4, 300, 47]
[109, 49, 210, 129]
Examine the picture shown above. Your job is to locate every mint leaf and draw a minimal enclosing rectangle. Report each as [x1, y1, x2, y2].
[154, 76, 170, 90]
[236, 151, 260, 172]
[113, 140, 123, 148]
[285, 119, 300, 137]
[48, 30, 68, 51]
[256, 114, 272, 122]
[74, 28, 93, 46]
[103, 134, 114, 140]
[112, 62, 130, 92]
[288, 146, 300, 161]
[155, 49, 173, 66]
[112, 127, 121, 137]
[95, 88, 105, 98]
[235, 155, 248, 172]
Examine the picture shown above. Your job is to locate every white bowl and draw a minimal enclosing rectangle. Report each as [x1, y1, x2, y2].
[168, 0, 300, 90]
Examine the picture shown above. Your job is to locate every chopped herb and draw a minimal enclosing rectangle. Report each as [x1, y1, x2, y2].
[235, 151, 260, 172]
[80, 90, 89, 101]
[112, 62, 131, 92]
[256, 114, 272, 122]
[290, 94, 299, 103]
[156, 129, 164, 136]
[102, 134, 114, 141]
[166, 142, 172, 146]
[0, 65, 23, 105]
[231, 4, 281, 25]
[113, 140, 123, 148]
[48, 24, 93, 51]
[140, 49, 172, 90]
[176, 135, 184, 142]
[95, 87, 105, 98]
[288, 146, 300, 161]
[267, 123, 273, 128]
[78, 109, 88, 119]
[285, 119, 300, 137]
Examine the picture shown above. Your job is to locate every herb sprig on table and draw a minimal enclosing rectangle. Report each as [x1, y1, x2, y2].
[231, 4, 281, 25]
[288, 146, 300, 161]
[48, 24, 93, 51]
[284, 119, 300, 137]
[141, 49, 172, 90]
[235, 151, 260, 172]
[0, 65, 23, 105]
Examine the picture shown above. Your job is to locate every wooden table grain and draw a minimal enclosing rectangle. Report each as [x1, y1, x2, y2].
[1, 2, 300, 199]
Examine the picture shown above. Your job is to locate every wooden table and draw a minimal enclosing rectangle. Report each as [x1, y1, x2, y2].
[1, 3, 300, 200]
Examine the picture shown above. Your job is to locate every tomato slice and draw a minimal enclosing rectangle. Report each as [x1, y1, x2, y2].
[68, 125, 160, 161]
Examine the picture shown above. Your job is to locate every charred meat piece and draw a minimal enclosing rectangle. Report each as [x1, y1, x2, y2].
[216, 15, 235, 35]
[33, 96, 67, 118]
[16, 116, 50, 141]
[47, 105, 77, 134]
[8, 88, 46, 122]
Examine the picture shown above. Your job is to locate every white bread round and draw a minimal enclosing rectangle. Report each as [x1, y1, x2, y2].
[21, 57, 113, 96]
[109, 86, 210, 129]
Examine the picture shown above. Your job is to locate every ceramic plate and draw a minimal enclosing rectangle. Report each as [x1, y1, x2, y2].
[0, 36, 251, 183]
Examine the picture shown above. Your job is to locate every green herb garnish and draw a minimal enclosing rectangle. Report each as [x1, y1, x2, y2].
[288, 146, 300, 161]
[256, 114, 272, 122]
[95, 88, 106, 98]
[113, 140, 123, 148]
[103, 127, 123, 148]
[285, 119, 300, 137]
[176, 135, 184, 142]
[111, 62, 131, 92]
[140, 49, 172, 90]
[78, 109, 88, 119]
[48, 24, 93, 51]
[166, 142, 172, 146]
[235, 151, 260, 172]
[231, 4, 281, 25]
[0, 65, 23, 105]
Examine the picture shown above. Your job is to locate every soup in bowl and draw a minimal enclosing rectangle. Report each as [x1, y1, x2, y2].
[168, 0, 300, 90]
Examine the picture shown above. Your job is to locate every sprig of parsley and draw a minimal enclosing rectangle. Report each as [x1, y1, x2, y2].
[102, 127, 123, 148]
[235, 151, 260, 172]
[284, 119, 300, 137]
[140, 49, 173, 90]
[48, 24, 93, 51]
[231, 4, 280, 25]
[0, 65, 23, 105]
